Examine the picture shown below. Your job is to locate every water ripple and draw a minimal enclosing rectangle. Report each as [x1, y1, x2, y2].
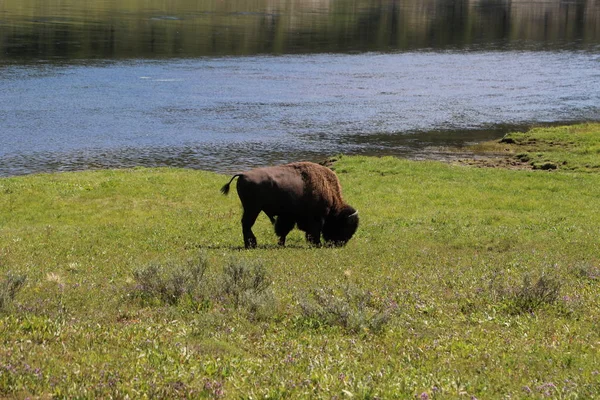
[1, 52, 599, 176]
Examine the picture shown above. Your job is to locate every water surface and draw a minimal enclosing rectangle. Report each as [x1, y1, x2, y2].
[1, 0, 599, 175]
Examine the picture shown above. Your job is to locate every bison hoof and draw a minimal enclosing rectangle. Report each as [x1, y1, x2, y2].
[244, 239, 257, 249]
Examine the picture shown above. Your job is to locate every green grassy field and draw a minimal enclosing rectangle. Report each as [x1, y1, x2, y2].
[1, 123, 599, 399]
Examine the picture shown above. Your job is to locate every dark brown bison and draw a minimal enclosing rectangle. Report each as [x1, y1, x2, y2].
[220, 162, 359, 248]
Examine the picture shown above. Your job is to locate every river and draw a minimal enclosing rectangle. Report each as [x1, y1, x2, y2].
[1, 0, 599, 176]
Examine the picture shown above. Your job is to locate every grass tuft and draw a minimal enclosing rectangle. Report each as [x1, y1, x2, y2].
[221, 258, 275, 317]
[299, 280, 396, 333]
[0, 273, 26, 312]
[574, 262, 600, 281]
[502, 274, 562, 314]
[130, 252, 208, 306]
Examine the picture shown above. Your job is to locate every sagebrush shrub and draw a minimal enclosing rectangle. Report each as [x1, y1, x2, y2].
[299, 282, 395, 333]
[509, 274, 561, 314]
[131, 253, 208, 305]
[575, 262, 599, 281]
[0, 273, 26, 312]
[221, 259, 273, 313]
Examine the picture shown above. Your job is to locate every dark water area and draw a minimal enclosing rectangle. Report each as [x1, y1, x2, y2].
[2, 0, 599, 59]
[1, 0, 599, 176]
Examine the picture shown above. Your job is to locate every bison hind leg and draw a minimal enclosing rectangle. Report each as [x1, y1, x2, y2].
[274, 215, 295, 246]
[241, 209, 260, 249]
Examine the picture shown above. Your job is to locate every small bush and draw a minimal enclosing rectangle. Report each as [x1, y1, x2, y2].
[221, 259, 274, 315]
[130, 255, 276, 317]
[462, 269, 565, 316]
[0, 273, 26, 312]
[299, 282, 395, 334]
[506, 274, 561, 314]
[574, 262, 599, 281]
[131, 253, 208, 306]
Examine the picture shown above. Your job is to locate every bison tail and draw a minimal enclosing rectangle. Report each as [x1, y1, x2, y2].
[220, 183, 231, 195]
[220, 174, 241, 195]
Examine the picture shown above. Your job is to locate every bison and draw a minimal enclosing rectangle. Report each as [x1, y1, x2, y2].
[220, 162, 359, 248]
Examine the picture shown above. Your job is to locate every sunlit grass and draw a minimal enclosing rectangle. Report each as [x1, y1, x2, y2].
[1, 124, 600, 398]
[469, 122, 600, 171]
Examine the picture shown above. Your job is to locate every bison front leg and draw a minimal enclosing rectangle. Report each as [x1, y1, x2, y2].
[241, 210, 260, 249]
[305, 218, 324, 247]
[305, 232, 322, 247]
[298, 216, 323, 247]
[274, 215, 295, 246]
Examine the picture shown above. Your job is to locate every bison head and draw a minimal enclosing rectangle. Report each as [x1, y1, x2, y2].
[322, 205, 359, 246]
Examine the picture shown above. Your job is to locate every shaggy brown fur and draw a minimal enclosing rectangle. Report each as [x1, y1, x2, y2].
[221, 162, 359, 248]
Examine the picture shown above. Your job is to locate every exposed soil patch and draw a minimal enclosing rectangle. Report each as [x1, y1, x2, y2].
[447, 122, 600, 172]
[453, 154, 534, 170]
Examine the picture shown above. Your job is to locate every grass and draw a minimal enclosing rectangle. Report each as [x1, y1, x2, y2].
[1, 123, 600, 398]
[468, 122, 600, 171]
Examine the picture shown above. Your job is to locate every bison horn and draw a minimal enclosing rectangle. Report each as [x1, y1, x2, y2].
[349, 210, 359, 218]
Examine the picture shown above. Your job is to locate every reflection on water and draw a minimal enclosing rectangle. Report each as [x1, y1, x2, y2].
[1, 0, 599, 60]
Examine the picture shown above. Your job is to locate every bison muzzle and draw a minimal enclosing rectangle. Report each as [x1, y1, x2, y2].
[220, 162, 359, 249]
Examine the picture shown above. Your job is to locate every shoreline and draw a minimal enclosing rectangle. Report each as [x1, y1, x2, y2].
[2, 121, 598, 178]
[451, 122, 600, 172]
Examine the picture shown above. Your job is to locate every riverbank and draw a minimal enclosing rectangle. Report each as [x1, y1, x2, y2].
[1, 123, 599, 398]
[455, 122, 600, 171]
